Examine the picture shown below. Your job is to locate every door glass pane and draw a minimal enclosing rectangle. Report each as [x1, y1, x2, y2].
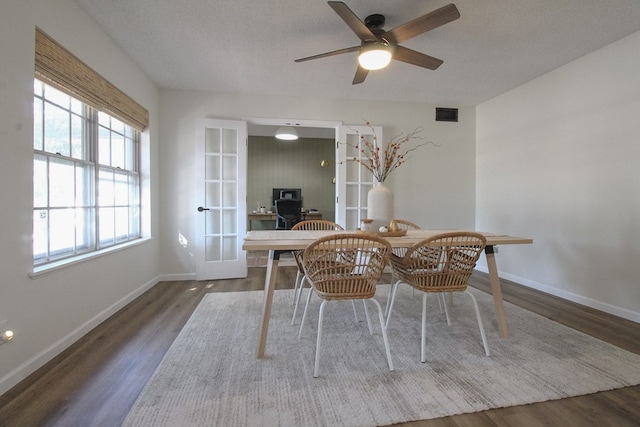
[205, 128, 221, 153]
[222, 182, 237, 207]
[346, 210, 359, 231]
[222, 155, 236, 181]
[346, 161, 358, 181]
[205, 210, 220, 234]
[222, 236, 237, 260]
[222, 209, 237, 233]
[205, 154, 220, 180]
[361, 184, 371, 207]
[346, 134, 359, 157]
[205, 182, 220, 207]
[346, 184, 358, 207]
[222, 129, 238, 153]
[205, 236, 221, 261]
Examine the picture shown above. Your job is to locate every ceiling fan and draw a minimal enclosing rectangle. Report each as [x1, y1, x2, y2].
[295, 1, 460, 85]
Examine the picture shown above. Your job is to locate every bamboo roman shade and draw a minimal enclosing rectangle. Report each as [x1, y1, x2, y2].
[34, 28, 149, 131]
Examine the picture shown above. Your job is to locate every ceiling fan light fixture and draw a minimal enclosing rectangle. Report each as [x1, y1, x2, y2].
[275, 126, 298, 140]
[358, 42, 393, 70]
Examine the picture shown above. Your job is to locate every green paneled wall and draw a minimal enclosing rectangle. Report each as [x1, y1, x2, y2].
[247, 136, 335, 230]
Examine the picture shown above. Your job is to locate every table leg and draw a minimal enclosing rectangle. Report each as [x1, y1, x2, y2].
[484, 245, 509, 338]
[256, 250, 280, 358]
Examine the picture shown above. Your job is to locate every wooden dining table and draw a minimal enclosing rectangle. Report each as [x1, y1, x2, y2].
[242, 229, 533, 358]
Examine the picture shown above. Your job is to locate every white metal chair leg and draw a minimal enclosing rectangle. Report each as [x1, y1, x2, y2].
[465, 290, 491, 356]
[291, 274, 308, 325]
[362, 300, 373, 334]
[442, 294, 451, 325]
[385, 280, 401, 329]
[298, 285, 314, 339]
[292, 270, 302, 304]
[437, 293, 444, 313]
[313, 300, 328, 378]
[351, 300, 359, 322]
[421, 293, 429, 362]
[385, 279, 401, 317]
[370, 298, 394, 371]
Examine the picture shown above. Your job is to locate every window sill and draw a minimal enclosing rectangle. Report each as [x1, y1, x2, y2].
[30, 237, 153, 278]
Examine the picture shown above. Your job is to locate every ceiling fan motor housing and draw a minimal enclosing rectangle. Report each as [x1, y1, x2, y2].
[364, 13, 385, 31]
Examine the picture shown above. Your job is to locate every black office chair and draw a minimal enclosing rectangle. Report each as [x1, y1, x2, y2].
[275, 199, 303, 229]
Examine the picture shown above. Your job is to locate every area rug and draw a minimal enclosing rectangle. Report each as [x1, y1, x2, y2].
[123, 286, 640, 426]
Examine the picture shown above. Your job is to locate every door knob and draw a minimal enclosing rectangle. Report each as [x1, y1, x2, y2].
[197, 206, 210, 212]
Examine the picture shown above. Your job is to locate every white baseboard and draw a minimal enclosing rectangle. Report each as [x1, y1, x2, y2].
[475, 266, 640, 324]
[0, 275, 161, 396]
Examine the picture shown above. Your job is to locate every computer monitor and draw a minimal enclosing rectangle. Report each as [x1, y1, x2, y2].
[272, 188, 301, 206]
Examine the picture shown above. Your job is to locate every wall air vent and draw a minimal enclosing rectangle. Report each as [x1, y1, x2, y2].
[435, 107, 458, 122]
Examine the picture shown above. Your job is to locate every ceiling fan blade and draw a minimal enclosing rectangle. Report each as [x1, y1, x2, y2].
[393, 45, 443, 70]
[295, 45, 361, 63]
[328, 1, 376, 42]
[352, 66, 369, 85]
[383, 3, 460, 44]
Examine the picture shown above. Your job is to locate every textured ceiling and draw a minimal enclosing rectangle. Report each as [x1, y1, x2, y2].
[75, 0, 640, 106]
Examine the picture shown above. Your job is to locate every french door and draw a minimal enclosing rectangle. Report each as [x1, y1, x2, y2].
[336, 125, 382, 230]
[195, 119, 247, 280]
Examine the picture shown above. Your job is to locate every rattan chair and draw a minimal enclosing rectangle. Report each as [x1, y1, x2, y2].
[298, 233, 393, 377]
[384, 219, 423, 314]
[392, 219, 421, 231]
[386, 231, 490, 362]
[290, 220, 344, 324]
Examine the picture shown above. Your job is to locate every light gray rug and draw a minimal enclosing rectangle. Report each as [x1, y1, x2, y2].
[124, 286, 640, 426]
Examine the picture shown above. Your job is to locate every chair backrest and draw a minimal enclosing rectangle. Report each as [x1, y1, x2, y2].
[392, 219, 421, 230]
[275, 199, 303, 229]
[292, 220, 344, 231]
[390, 219, 421, 257]
[390, 231, 486, 293]
[302, 233, 392, 300]
[291, 220, 344, 270]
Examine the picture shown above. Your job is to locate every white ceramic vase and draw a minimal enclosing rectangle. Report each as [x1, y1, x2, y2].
[367, 181, 394, 230]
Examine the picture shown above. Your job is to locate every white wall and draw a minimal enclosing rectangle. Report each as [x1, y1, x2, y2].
[476, 30, 640, 322]
[0, 0, 160, 395]
[158, 91, 477, 275]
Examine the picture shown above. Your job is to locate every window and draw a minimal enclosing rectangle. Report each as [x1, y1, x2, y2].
[33, 79, 141, 266]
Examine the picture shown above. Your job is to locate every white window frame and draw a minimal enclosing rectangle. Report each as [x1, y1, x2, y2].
[33, 79, 141, 269]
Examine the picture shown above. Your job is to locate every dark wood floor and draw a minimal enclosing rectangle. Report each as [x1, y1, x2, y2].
[1, 266, 639, 427]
